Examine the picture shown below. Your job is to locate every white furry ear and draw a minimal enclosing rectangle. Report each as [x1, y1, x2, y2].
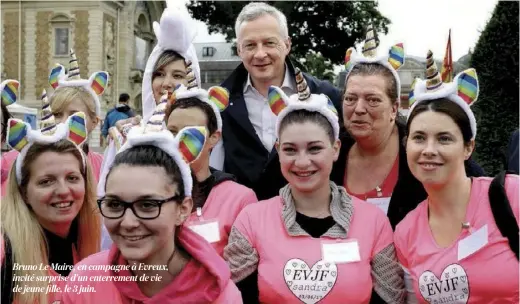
[153, 21, 161, 41]
[155, 7, 197, 55]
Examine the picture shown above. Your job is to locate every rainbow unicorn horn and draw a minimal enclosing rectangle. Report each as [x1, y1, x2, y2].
[425, 50, 442, 91]
[295, 68, 311, 101]
[145, 90, 169, 133]
[68, 49, 81, 80]
[40, 89, 57, 135]
[186, 60, 198, 90]
[362, 24, 377, 58]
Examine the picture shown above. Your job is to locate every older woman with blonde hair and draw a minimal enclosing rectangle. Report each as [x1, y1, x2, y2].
[0, 100, 101, 303]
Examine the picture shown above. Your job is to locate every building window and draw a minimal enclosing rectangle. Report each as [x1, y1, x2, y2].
[203, 47, 215, 57]
[203, 70, 232, 84]
[54, 28, 69, 56]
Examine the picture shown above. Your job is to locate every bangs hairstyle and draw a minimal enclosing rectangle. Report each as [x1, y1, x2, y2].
[279, 110, 335, 143]
[105, 145, 186, 198]
[152, 50, 187, 81]
[49, 86, 97, 120]
[345, 62, 399, 104]
[406, 98, 473, 146]
[1, 139, 100, 304]
[164, 97, 218, 135]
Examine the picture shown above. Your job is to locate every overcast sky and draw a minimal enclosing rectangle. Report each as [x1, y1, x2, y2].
[169, 0, 498, 61]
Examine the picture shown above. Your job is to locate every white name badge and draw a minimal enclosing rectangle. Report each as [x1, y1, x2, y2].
[188, 220, 221, 243]
[366, 197, 391, 215]
[457, 224, 488, 261]
[321, 240, 361, 264]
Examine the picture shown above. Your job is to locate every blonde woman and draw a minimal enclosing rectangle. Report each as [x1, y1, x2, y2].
[0, 51, 109, 186]
[0, 105, 101, 303]
[48, 49, 109, 181]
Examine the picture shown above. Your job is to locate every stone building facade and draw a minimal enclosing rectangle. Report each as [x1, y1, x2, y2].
[1, 0, 165, 150]
[193, 42, 241, 89]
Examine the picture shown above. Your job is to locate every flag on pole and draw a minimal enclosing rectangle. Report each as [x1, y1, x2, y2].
[441, 29, 453, 83]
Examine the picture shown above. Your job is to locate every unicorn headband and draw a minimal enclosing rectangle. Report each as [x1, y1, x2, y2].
[344, 24, 405, 98]
[407, 50, 479, 139]
[142, 4, 200, 121]
[6, 88, 88, 184]
[268, 68, 340, 140]
[106, 91, 207, 197]
[48, 49, 109, 115]
[166, 62, 230, 131]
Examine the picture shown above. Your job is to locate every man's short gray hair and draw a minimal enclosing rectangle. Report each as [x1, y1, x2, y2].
[235, 2, 289, 40]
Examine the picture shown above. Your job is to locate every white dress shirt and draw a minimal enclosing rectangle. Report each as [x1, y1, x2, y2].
[243, 65, 296, 152]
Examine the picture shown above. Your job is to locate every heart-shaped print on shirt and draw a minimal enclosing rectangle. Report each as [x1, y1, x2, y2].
[418, 263, 470, 304]
[283, 258, 338, 304]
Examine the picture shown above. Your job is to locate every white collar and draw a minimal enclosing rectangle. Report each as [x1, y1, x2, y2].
[243, 64, 295, 93]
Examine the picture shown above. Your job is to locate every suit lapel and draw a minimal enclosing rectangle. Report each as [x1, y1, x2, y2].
[226, 92, 266, 151]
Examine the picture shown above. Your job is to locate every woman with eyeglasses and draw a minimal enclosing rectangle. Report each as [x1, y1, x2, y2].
[63, 95, 241, 303]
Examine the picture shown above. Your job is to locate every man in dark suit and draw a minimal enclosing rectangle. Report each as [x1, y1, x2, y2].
[209, 2, 343, 200]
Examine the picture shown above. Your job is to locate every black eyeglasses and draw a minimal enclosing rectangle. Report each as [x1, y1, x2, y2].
[97, 195, 182, 220]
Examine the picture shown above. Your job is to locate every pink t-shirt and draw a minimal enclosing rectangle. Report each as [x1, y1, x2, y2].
[233, 195, 394, 303]
[62, 227, 242, 304]
[87, 151, 103, 183]
[394, 176, 520, 304]
[184, 180, 257, 256]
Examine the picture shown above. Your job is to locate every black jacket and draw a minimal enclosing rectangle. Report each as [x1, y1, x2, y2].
[220, 58, 343, 200]
[330, 121, 486, 230]
[507, 129, 519, 174]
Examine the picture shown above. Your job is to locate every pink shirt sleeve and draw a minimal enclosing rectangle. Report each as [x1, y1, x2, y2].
[239, 189, 258, 211]
[394, 221, 409, 269]
[87, 151, 104, 183]
[372, 207, 394, 257]
[232, 205, 256, 246]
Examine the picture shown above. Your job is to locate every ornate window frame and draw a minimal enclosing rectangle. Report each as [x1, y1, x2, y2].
[50, 13, 74, 58]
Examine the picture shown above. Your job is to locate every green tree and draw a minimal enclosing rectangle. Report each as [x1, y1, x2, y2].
[186, 1, 390, 66]
[470, 1, 519, 175]
[298, 50, 336, 83]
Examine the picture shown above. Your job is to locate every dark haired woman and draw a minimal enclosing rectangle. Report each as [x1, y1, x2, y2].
[224, 73, 405, 303]
[394, 51, 519, 303]
[64, 95, 242, 303]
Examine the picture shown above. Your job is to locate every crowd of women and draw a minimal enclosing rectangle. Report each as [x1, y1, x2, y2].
[0, 2, 518, 304]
